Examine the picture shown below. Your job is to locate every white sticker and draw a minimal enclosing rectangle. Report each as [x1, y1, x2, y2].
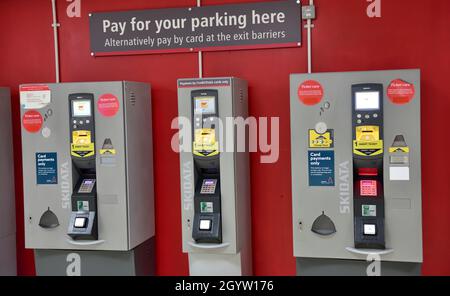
[42, 127, 51, 138]
[20, 85, 51, 109]
[390, 167, 410, 181]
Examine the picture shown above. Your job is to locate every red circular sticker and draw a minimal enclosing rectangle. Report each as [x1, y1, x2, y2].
[298, 80, 324, 106]
[387, 79, 415, 105]
[98, 94, 120, 117]
[22, 110, 43, 133]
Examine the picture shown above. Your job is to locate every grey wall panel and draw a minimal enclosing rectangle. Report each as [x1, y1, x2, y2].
[0, 87, 16, 275]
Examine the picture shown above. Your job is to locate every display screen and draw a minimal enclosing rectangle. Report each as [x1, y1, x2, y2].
[355, 92, 380, 110]
[72, 100, 92, 117]
[194, 97, 216, 115]
[360, 180, 377, 197]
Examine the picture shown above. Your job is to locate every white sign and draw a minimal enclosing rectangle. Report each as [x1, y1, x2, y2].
[20, 85, 51, 110]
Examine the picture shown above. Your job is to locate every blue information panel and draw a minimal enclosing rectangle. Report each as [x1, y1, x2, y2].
[36, 153, 58, 185]
[308, 150, 335, 186]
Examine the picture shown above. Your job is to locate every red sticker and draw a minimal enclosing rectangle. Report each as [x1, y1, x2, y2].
[22, 110, 43, 133]
[298, 80, 324, 106]
[98, 94, 120, 117]
[387, 79, 415, 105]
[19, 85, 50, 92]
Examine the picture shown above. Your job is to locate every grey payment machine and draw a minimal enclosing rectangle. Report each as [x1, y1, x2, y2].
[20, 82, 155, 276]
[0, 88, 16, 275]
[290, 70, 422, 276]
[177, 78, 252, 276]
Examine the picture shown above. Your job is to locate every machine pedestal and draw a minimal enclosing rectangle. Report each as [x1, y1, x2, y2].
[34, 237, 155, 276]
[189, 251, 252, 276]
[0, 233, 17, 276]
[296, 258, 421, 276]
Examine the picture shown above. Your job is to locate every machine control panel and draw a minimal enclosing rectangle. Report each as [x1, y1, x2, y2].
[352, 83, 385, 249]
[192, 90, 219, 158]
[69, 94, 96, 159]
[191, 89, 222, 244]
[68, 93, 98, 241]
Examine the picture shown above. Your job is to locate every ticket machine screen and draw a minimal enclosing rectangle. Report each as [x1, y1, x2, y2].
[194, 97, 216, 115]
[355, 92, 380, 110]
[72, 100, 92, 117]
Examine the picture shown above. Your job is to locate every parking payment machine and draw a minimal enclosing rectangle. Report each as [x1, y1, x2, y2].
[0, 88, 16, 275]
[20, 82, 155, 276]
[177, 78, 252, 276]
[290, 70, 422, 276]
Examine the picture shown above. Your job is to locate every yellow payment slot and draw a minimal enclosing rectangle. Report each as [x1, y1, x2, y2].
[193, 128, 219, 157]
[71, 130, 95, 158]
[353, 125, 383, 156]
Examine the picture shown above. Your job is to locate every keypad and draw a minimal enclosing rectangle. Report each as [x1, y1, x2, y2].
[360, 180, 377, 197]
[78, 179, 96, 194]
[200, 179, 217, 194]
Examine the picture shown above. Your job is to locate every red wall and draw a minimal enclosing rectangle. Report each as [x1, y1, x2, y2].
[0, 0, 449, 276]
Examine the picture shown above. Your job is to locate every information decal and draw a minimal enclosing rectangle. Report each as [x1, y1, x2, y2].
[36, 153, 58, 185]
[387, 79, 415, 105]
[308, 151, 335, 187]
[89, 0, 301, 56]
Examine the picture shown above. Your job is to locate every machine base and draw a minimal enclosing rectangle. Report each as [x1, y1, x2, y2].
[296, 257, 421, 276]
[189, 251, 252, 276]
[34, 237, 155, 276]
[0, 233, 17, 276]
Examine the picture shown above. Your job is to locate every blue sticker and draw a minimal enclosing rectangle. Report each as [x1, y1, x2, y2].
[36, 153, 58, 185]
[308, 150, 335, 186]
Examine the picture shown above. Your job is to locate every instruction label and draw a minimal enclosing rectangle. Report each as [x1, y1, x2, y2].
[77, 201, 90, 211]
[387, 79, 415, 105]
[98, 94, 120, 117]
[309, 129, 334, 148]
[22, 110, 43, 133]
[200, 202, 214, 213]
[308, 151, 335, 187]
[20, 85, 51, 109]
[298, 80, 323, 106]
[36, 153, 58, 185]
[362, 205, 377, 217]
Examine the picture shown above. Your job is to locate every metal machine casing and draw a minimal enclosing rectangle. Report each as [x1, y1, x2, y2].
[21, 82, 154, 252]
[0, 87, 16, 275]
[177, 78, 252, 276]
[290, 70, 422, 273]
